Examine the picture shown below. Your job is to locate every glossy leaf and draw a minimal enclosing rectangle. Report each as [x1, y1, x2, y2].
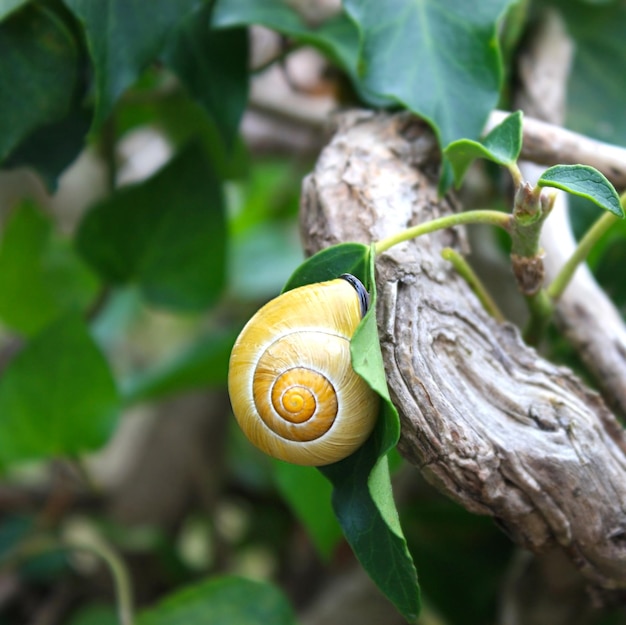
[138, 576, 297, 625]
[283, 243, 421, 623]
[123, 329, 237, 404]
[76, 143, 227, 311]
[0, 314, 119, 465]
[282, 243, 369, 291]
[164, 4, 248, 149]
[344, 0, 515, 147]
[538, 164, 624, 218]
[272, 460, 342, 561]
[0, 202, 100, 336]
[445, 110, 523, 186]
[63, 0, 200, 128]
[0, 4, 78, 161]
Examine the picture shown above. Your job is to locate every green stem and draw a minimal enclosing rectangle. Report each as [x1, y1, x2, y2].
[508, 162, 524, 190]
[69, 539, 134, 625]
[523, 289, 554, 346]
[441, 248, 505, 322]
[2, 534, 135, 625]
[546, 210, 619, 301]
[374, 210, 511, 255]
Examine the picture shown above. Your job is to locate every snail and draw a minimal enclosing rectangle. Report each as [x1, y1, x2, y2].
[228, 274, 379, 466]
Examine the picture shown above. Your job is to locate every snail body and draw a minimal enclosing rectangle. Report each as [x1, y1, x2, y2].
[228, 275, 379, 466]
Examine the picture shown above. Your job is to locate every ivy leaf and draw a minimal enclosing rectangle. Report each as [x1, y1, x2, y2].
[538, 164, 624, 218]
[445, 110, 523, 186]
[164, 4, 249, 149]
[343, 0, 515, 147]
[63, 0, 200, 128]
[76, 142, 227, 311]
[283, 243, 421, 623]
[0, 4, 78, 161]
[0, 202, 99, 337]
[138, 576, 297, 625]
[0, 314, 119, 465]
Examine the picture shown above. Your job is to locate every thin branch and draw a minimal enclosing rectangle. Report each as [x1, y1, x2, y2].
[300, 109, 626, 600]
[514, 9, 626, 417]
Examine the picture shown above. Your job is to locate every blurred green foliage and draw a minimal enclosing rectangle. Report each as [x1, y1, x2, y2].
[1, 0, 626, 624]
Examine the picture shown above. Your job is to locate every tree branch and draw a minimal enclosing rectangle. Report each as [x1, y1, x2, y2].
[300, 109, 626, 600]
[511, 9, 626, 419]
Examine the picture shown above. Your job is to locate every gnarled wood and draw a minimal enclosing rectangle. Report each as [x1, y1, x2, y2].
[300, 110, 626, 597]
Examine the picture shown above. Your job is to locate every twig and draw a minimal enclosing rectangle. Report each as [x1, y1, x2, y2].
[514, 10, 626, 417]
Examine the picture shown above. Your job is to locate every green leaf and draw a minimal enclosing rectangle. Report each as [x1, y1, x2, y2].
[283, 243, 421, 623]
[2, 105, 92, 191]
[0, 314, 119, 465]
[63, 0, 200, 128]
[76, 143, 227, 311]
[444, 110, 523, 186]
[282, 242, 370, 291]
[123, 329, 237, 404]
[138, 576, 297, 625]
[272, 460, 342, 561]
[538, 164, 624, 218]
[0, 4, 78, 161]
[164, 4, 249, 149]
[343, 0, 515, 147]
[0, 202, 100, 336]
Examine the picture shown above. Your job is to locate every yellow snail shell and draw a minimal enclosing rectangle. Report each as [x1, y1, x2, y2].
[228, 274, 379, 466]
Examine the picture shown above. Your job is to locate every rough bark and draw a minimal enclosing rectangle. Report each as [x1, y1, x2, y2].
[300, 110, 626, 598]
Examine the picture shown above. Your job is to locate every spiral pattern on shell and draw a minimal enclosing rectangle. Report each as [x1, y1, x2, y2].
[228, 276, 379, 466]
